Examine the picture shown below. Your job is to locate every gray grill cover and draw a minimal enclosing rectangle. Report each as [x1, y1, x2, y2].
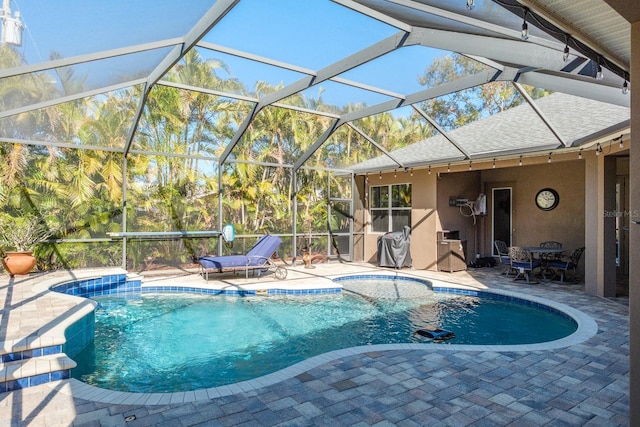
[377, 226, 412, 268]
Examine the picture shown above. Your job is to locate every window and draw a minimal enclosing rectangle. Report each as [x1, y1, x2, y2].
[370, 183, 411, 232]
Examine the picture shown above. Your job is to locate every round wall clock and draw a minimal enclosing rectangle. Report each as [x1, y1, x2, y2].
[535, 188, 559, 211]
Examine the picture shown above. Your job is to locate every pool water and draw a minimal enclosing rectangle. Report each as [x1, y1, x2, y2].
[72, 291, 577, 393]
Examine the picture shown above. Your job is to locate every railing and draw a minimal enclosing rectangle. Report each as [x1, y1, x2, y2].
[106, 231, 221, 241]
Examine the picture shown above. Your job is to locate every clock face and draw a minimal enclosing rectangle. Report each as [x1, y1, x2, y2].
[535, 188, 559, 211]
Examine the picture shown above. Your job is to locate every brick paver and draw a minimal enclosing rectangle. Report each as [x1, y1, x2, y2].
[0, 264, 629, 426]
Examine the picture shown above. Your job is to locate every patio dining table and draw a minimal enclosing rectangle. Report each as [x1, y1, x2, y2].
[522, 246, 566, 279]
[522, 247, 566, 256]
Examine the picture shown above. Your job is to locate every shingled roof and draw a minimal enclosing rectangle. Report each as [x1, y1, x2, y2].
[351, 92, 630, 173]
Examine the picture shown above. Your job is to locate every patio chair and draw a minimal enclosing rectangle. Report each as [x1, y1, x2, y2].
[539, 241, 563, 260]
[509, 246, 542, 283]
[494, 240, 514, 276]
[198, 234, 287, 281]
[538, 241, 563, 277]
[548, 247, 585, 282]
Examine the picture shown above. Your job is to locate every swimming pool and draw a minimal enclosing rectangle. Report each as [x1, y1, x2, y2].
[71, 276, 578, 393]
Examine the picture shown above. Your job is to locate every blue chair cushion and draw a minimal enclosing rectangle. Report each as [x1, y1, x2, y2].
[198, 255, 251, 270]
[198, 235, 282, 271]
[548, 260, 575, 269]
[512, 260, 541, 269]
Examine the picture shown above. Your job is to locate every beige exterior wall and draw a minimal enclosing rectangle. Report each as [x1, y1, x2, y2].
[410, 169, 438, 269]
[358, 156, 587, 272]
[435, 171, 482, 259]
[358, 169, 438, 270]
[479, 159, 586, 256]
[584, 154, 618, 296]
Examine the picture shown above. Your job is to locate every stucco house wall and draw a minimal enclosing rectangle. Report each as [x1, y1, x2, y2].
[355, 169, 437, 270]
[357, 156, 586, 274]
[434, 171, 483, 260]
[478, 159, 585, 259]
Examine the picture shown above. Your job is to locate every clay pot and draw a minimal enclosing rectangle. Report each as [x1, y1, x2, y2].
[2, 251, 37, 277]
[302, 251, 315, 269]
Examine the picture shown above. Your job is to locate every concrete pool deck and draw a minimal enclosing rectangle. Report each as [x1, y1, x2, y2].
[0, 262, 629, 426]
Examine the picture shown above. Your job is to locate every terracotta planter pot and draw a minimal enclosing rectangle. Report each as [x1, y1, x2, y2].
[2, 251, 37, 277]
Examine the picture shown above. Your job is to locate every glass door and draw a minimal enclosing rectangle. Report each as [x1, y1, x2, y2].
[616, 175, 629, 278]
[491, 187, 512, 255]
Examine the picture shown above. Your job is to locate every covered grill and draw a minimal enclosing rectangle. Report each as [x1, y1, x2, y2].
[377, 226, 412, 269]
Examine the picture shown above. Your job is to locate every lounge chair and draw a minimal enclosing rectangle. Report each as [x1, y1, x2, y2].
[198, 234, 287, 280]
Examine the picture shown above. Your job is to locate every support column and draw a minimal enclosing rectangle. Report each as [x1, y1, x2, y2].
[629, 18, 640, 427]
[121, 156, 128, 269]
[584, 154, 617, 296]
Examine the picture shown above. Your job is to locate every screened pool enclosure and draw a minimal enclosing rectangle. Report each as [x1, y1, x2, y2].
[0, 0, 630, 270]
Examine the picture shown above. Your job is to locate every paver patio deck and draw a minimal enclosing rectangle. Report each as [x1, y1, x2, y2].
[0, 262, 629, 426]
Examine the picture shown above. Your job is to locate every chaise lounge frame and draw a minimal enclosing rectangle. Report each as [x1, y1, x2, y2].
[198, 234, 287, 281]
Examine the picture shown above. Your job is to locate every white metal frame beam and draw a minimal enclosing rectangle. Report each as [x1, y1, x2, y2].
[407, 27, 572, 74]
[411, 105, 471, 159]
[341, 70, 501, 123]
[197, 41, 316, 76]
[512, 81, 567, 146]
[293, 70, 500, 171]
[517, 70, 630, 107]
[0, 79, 146, 119]
[332, 0, 413, 32]
[122, 0, 240, 156]
[0, 39, 184, 80]
[345, 123, 405, 168]
[387, 0, 563, 50]
[219, 30, 412, 165]
[197, 42, 407, 101]
[0, 137, 124, 153]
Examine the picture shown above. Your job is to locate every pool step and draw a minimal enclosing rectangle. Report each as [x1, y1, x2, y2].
[127, 273, 143, 281]
[0, 353, 76, 392]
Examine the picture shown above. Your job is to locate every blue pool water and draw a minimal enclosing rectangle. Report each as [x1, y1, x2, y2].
[72, 288, 577, 393]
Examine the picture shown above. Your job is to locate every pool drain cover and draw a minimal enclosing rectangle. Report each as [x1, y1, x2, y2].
[415, 328, 455, 341]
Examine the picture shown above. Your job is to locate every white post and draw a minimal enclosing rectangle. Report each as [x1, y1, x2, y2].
[1, 0, 10, 45]
[1, 0, 24, 46]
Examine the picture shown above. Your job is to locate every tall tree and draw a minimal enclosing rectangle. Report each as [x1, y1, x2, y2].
[418, 53, 535, 130]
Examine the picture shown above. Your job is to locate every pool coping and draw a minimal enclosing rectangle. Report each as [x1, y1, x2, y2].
[39, 271, 599, 406]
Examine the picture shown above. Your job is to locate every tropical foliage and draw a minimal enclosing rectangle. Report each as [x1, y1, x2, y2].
[0, 211, 58, 253]
[0, 45, 546, 271]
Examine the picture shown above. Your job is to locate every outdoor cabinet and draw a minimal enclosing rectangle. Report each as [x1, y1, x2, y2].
[437, 230, 467, 272]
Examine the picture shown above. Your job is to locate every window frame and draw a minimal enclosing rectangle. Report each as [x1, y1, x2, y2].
[369, 182, 412, 233]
